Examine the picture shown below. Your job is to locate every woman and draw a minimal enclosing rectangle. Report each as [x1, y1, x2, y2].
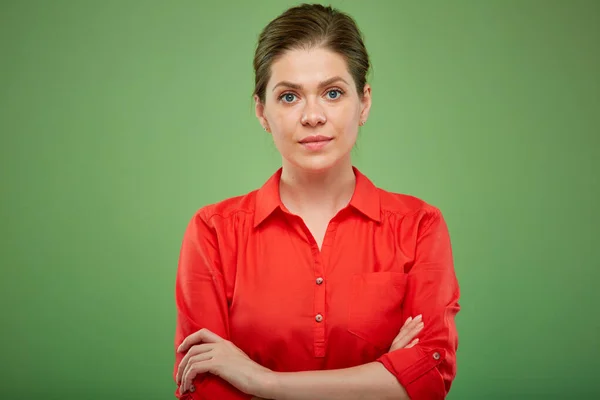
[173, 4, 460, 400]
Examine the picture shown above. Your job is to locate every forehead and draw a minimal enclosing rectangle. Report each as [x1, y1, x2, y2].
[268, 47, 351, 88]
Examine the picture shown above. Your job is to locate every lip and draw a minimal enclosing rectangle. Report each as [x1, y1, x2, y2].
[299, 135, 333, 151]
[299, 135, 333, 144]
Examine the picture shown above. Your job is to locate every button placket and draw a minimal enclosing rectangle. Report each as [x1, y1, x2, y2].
[312, 220, 338, 358]
[313, 251, 326, 356]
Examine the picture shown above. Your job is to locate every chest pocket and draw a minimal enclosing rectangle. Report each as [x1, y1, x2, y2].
[347, 271, 408, 351]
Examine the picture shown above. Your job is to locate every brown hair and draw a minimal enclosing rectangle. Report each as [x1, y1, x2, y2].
[253, 3, 370, 103]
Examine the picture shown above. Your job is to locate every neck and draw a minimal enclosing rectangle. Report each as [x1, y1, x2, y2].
[279, 157, 356, 217]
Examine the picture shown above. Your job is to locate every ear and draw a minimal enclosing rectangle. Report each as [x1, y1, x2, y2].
[359, 83, 372, 125]
[254, 94, 271, 132]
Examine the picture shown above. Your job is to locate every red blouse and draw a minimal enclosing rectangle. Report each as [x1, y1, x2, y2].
[173, 167, 460, 400]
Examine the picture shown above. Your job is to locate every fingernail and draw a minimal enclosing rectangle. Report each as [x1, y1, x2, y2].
[415, 314, 422, 320]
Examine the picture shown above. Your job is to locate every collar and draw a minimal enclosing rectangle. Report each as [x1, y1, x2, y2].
[253, 166, 381, 228]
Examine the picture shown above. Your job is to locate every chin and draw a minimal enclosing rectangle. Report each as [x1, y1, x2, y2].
[290, 155, 343, 173]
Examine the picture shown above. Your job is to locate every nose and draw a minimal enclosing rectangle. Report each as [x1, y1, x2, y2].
[301, 98, 326, 127]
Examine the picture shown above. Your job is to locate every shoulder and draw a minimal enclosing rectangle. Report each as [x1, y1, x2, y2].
[377, 187, 443, 224]
[378, 187, 441, 216]
[376, 188, 451, 247]
[190, 190, 258, 227]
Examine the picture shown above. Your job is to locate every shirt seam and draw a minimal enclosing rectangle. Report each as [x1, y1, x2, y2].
[380, 204, 441, 223]
[203, 208, 255, 225]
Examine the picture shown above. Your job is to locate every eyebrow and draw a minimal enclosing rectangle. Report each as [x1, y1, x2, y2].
[272, 76, 350, 92]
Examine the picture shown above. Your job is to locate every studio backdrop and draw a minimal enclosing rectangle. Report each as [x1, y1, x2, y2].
[1, 0, 598, 398]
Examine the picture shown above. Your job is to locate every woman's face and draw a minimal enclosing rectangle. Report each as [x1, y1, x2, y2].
[255, 47, 371, 173]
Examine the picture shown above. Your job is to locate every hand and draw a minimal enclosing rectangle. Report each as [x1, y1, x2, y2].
[389, 315, 424, 352]
[176, 328, 273, 396]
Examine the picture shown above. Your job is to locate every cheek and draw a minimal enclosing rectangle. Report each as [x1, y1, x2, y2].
[266, 106, 298, 131]
[269, 130, 294, 157]
[331, 106, 359, 132]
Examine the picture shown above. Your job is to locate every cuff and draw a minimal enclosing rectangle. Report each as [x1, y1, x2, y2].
[376, 346, 447, 400]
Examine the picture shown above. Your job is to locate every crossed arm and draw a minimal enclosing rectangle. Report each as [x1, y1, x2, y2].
[248, 361, 410, 400]
[176, 317, 423, 399]
[174, 208, 459, 400]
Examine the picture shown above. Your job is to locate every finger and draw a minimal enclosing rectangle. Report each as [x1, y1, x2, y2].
[176, 343, 215, 384]
[182, 360, 212, 393]
[402, 322, 424, 343]
[405, 338, 419, 348]
[181, 350, 212, 393]
[400, 315, 423, 336]
[189, 352, 213, 365]
[391, 328, 416, 348]
[178, 328, 218, 353]
[178, 328, 224, 353]
[391, 334, 408, 350]
[411, 321, 424, 335]
[391, 327, 421, 351]
[393, 317, 421, 344]
[400, 315, 421, 332]
[392, 318, 424, 349]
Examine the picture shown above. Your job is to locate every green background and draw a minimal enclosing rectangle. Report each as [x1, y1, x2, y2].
[1, 0, 598, 398]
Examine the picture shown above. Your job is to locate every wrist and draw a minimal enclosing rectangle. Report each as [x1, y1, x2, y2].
[256, 370, 280, 399]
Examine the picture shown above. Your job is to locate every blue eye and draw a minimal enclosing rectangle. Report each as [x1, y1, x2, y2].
[327, 89, 343, 99]
[281, 93, 296, 103]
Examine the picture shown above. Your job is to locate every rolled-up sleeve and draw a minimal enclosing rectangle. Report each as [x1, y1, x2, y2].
[376, 208, 460, 400]
[173, 210, 252, 400]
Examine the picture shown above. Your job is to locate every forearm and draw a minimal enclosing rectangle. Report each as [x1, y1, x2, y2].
[257, 362, 408, 400]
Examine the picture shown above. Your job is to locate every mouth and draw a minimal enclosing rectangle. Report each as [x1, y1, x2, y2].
[299, 135, 333, 151]
[299, 135, 333, 144]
